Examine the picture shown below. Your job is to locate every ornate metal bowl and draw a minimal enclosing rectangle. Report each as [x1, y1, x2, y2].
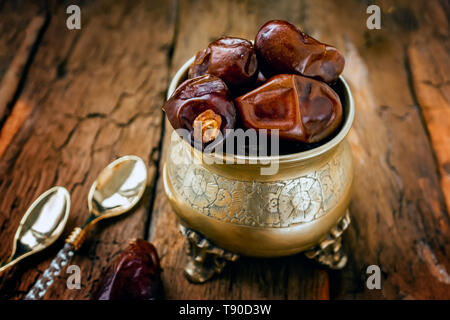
[163, 56, 355, 282]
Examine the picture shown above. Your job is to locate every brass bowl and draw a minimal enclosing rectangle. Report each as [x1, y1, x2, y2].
[163, 56, 355, 282]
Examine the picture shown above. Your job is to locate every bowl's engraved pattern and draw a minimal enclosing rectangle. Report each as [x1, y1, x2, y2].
[167, 138, 349, 228]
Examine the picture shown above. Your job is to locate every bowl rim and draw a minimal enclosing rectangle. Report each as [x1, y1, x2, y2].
[167, 56, 355, 164]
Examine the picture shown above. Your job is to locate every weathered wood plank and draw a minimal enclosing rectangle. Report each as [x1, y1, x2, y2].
[0, 1, 46, 81]
[407, 0, 450, 213]
[0, 2, 48, 155]
[149, 0, 330, 300]
[0, 16, 45, 124]
[310, 0, 449, 299]
[0, 0, 176, 299]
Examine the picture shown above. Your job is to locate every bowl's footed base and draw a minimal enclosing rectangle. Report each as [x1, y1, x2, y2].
[180, 211, 351, 283]
[304, 210, 351, 270]
[179, 224, 239, 283]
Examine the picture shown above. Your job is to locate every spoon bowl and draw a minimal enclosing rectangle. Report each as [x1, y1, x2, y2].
[66, 155, 148, 250]
[88, 155, 148, 220]
[0, 186, 70, 274]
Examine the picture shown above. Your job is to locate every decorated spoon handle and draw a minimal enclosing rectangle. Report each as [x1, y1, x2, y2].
[25, 243, 74, 300]
[24, 227, 87, 300]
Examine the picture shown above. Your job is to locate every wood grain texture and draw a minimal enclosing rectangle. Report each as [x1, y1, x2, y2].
[0, 1, 46, 80]
[407, 0, 450, 213]
[0, 0, 176, 299]
[0, 100, 32, 158]
[0, 16, 45, 123]
[315, 0, 450, 299]
[0, 1, 47, 146]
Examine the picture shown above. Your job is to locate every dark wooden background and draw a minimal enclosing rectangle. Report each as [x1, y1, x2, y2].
[0, 0, 449, 299]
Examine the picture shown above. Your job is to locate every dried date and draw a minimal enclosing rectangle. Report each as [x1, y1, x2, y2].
[235, 74, 343, 143]
[93, 239, 163, 300]
[255, 20, 345, 83]
[163, 74, 236, 148]
[188, 37, 258, 94]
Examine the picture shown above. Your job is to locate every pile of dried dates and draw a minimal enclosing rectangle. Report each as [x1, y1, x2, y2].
[163, 20, 345, 153]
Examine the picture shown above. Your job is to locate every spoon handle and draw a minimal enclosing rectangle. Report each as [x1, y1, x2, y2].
[0, 259, 17, 274]
[24, 243, 74, 300]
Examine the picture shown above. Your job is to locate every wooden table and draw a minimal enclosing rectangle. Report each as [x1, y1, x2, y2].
[0, 0, 449, 300]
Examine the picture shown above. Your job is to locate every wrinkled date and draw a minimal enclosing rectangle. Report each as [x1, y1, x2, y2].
[235, 74, 342, 143]
[163, 74, 236, 148]
[188, 37, 258, 94]
[255, 20, 345, 83]
[93, 239, 163, 300]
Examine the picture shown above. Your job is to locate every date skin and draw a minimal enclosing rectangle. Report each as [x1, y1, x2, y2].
[235, 74, 343, 143]
[188, 37, 258, 94]
[93, 239, 163, 300]
[163, 74, 236, 148]
[255, 20, 345, 83]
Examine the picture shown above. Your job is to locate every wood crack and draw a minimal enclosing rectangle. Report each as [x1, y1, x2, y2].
[404, 46, 449, 215]
[0, 14, 48, 128]
[143, 0, 179, 241]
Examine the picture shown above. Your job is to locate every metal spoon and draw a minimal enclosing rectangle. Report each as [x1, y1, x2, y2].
[25, 155, 148, 300]
[0, 187, 70, 274]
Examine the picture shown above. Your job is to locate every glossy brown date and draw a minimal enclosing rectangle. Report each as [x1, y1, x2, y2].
[255, 20, 345, 83]
[163, 74, 236, 147]
[235, 74, 343, 143]
[93, 239, 163, 300]
[188, 37, 258, 93]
